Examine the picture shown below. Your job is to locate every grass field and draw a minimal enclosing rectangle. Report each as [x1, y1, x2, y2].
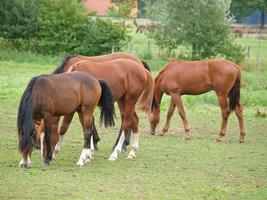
[0, 37, 267, 199]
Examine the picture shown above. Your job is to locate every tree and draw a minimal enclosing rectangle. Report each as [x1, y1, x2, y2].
[0, 0, 40, 49]
[230, 0, 267, 28]
[148, 0, 244, 62]
[108, 0, 136, 18]
[37, 0, 90, 53]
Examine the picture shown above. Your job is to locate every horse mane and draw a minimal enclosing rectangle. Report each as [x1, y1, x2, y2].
[141, 60, 151, 72]
[53, 54, 78, 74]
[151, 67, 167, 111]
[17, 74, 46, 153]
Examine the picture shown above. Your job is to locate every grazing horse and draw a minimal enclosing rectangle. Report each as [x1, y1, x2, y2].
[149, 59, 245, 143]
[43, 52, 151, 159]
[52, 57, 154, 161]
[17, 72, 115, 168]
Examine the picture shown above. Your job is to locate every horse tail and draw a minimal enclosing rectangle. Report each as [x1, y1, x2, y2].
[141, 60, 151, 72]
[98, 80, 115, 127]
[137, 70, 154, 113]
[228, 67, 241, 111]
[17, 76, 40, 154]
[53, 54, 78, 74]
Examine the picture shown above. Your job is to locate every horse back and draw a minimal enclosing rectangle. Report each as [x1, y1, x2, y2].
[160, 60, 239, 95]
[31, 72, 100, 117]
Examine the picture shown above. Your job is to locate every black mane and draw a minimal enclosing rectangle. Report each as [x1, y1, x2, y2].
[141, 60, 151, 72]
[53, 55, 78, 74]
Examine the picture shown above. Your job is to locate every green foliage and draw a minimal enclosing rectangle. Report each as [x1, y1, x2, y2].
[108, 0, 136, 18]
[0, 0, 129, 55]
[74, 19, 130, 55]
[36, 0, 89, 54]
[148, 0, 245, 62]
[0, 0, 40, 49]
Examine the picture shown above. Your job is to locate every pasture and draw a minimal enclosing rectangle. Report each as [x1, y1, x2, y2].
[0, 38, 267, 199]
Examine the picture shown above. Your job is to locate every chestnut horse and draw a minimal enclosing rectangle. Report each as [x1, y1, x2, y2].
[50, 56, 154, 161]
[149, 59, 245, 143]
[17, 72, 115, 168]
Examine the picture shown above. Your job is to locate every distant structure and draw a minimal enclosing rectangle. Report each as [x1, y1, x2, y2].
[81, 0, 138, 17]
[234, 11, 267, 26]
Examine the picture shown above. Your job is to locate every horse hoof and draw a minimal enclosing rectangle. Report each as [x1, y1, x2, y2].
[76, 160, 85, 167]
[183, 135, 191, 140]
[150, 131, 156, 135]
[216, 136, 223, 142]
[108, 155, 117, 161]
[161, 128, 168, 133]
[159, 133, 165, 136]
[42, 162, 49, 167]
[127, 155, 135, 159]
[239, 139, 245, 143]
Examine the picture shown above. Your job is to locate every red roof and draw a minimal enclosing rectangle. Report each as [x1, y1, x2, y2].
[82, 0, 112, 16]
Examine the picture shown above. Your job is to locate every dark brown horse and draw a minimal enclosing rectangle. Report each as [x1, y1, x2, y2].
[149, 59, 245, 143]
[51, 57, 154, 161]
[17, 72, 115, 168]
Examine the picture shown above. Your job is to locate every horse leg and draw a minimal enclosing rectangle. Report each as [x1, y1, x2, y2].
[170, 92, 190, 139]
[161, 99, 175, 135]
[235, 105, 245, 143]
[112, 98, 131, 152]
[91, 116, 100, 151]
[109, 97, 136, 161]
[76, 108, 93, 167]
[54, 113, 74, 156]
[43, 114, 53, 165]
[128, 112, 139, 159]
[216, 95, 231, 142]
[19, 146, 33, 168]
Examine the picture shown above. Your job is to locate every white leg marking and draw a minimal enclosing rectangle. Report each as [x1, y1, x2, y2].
[26, 156, 32, 168]
[40, 132, 44, 161]
[19, 158, 25, 168]
[19, 156, 32, 168]
[127, 133, 139, 159]
[90, 135, 95, 152]
[108, 131, 125, 161]
[76, 148, 90, 167]
[54, 135, 64, 154]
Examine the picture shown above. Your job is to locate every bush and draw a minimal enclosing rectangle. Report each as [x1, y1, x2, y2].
[0, 0, 129, 55]
[74, 18, 130, 55]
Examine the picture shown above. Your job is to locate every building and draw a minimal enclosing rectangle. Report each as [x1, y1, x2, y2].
[81, 0, 138, 17]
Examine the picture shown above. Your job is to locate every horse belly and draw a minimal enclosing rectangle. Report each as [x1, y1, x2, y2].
[180, 82, 213, 95]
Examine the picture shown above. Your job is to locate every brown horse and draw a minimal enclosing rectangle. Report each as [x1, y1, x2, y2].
[51, 57, 154, 161]
[37, 52, 151, 160]
[149, 59, 245, 143]
[17, 72, 115, 168]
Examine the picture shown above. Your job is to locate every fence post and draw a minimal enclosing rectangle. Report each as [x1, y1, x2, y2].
[112, 45, 115, 53]
[128, 43, 133, 54]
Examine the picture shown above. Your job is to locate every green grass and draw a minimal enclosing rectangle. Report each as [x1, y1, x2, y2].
[0, 45, 267, 199]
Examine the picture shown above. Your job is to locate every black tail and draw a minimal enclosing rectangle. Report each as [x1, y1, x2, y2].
[151, 96, 159, 111]
[53, 54, 77, 74]
[141, 60, 151, 72]
[98, 80, 115, 127]
[17, 75, 41, 153]
[228, 72, 241, 111]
